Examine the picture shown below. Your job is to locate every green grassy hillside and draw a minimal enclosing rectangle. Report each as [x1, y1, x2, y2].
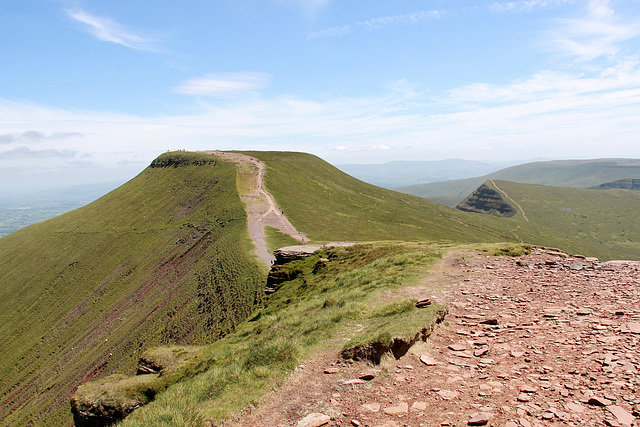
[459, 180, 640, 260]
[0, 152, 264, 425]
[241, 151, 514, 244]
[591, 178, 640, 190]
[397, 158, 640, 206]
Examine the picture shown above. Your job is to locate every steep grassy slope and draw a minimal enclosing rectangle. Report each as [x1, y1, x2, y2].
[591, 178, 640, 190]
[397, 158, 640, 206]
[241, 151, 514, 244]
[117, 242, 457, 425]
[0, 152, 264, 426]
[459, 180, 640, 260]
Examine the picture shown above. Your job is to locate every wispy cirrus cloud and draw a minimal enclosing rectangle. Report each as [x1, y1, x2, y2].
[488, 0, 575, 13]
[307, 9, 441, 39]
[67, 9, 162, 52]
[543, 0, 640, 61]
[307, 24, 351, 39]
[173, 72, 270, 97]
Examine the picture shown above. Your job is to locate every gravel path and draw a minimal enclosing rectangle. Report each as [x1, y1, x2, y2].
[204, 151, 308, 267]
[228, 248, 640, 427]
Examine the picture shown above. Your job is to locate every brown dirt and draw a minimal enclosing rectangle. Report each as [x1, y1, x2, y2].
[225, 248, 640, 427]
[203, 151, 308, 267]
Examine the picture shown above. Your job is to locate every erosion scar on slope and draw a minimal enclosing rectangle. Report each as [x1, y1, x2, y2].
[204, 151, 308, 267]
[490, 179, 529, 222]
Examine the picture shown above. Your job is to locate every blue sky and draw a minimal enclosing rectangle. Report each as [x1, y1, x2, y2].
[2, 0, 640, 192]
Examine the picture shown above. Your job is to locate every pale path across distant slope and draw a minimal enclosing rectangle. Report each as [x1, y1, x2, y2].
[203, 151, 308, 267]
[490, 179, 529, 222]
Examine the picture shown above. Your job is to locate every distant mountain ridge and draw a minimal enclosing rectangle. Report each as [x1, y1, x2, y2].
[396, 158, 640, 206]
[336, 159, 511, 187]
[456, 179, 640, 260]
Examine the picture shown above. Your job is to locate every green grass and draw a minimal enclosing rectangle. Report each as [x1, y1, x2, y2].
[0, 152, 264, 426]
[264, 226, 300, 252]
[398, 158, 640, 206]
[118, 242, 447, 426]
[240, 151, 514, 244]
[481, 180, 640, 260]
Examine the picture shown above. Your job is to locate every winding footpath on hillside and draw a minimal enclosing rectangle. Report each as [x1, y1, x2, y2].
[490, 179, 529, 222]
[228, 248, 640, 427]
[204, 151, 308, 267]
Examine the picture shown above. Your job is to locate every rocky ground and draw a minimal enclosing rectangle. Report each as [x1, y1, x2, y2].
[228, 247, 640, 427]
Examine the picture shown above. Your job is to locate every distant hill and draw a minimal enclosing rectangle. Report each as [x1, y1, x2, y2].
[396, 158, 640, 206]
[0, 152, 264, 425]
[0, 181, 126, 237]
[456, 179, 640, 260]
[590, 178, 640, 191]
[243, 151, 514, 244]
[336, 159, 506, 187]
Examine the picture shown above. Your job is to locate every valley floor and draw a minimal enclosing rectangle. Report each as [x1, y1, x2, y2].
[226, 248, 640, 427]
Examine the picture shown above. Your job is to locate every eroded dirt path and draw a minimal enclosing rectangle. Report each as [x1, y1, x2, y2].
[227, 248, 640, 427]
[204, 151, 308, 267]
[490, 180, 529, 222]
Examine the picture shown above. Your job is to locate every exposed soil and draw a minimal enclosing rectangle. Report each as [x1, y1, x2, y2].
[226, 248, 640, 427]
[204, 151, 308, 267]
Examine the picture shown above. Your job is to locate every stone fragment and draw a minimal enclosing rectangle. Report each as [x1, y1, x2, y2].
[359, 373, 375, 381]
[297, 413, 330, 427]
[621, 322, 640, 334]
[324, 368, 339, 374]
[474, 348, 489, 357]
[565, 402, 584, 413]
[517, 393, 531, 402]
[467, 412, 490, 425]
[449, 343, 467, 351]
[419, 355, 439, 366]
[436, 390, 460, 400]
[416, 298, 432, 308]
[383, 402, 408, 415]
[360, 403, 381, 412]
[606, 405, 635, 427]
[542, 411, 554, 420]
[588, 396, 613, 406]
[411, 401, 427, 411]
[520, 385, 537, 393]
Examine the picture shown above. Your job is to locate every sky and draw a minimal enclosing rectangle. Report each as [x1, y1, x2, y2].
[2, 0, 640, 193]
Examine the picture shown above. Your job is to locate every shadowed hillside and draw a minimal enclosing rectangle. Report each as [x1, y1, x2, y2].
[0, 152, 264, 425]
[396, 158, 640, 206]
[458, 179, 640, 260]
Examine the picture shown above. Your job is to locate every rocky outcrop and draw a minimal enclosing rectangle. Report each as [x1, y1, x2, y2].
[71, 346, 204, 426]
[265, 243, 355, 294]
[455, 183, 517, 217]
[341, 308, 448, 364]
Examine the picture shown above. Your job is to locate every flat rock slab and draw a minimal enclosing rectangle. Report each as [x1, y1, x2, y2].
[468, 412, 490, 425]
[606, 405, 636, 427]
[383, 402, 408, 415]
[297, 413, 330, 427]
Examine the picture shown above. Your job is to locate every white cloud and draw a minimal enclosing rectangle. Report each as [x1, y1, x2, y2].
[488, 0, 574, 13]
[543, 0, 640, 61]
[307, 10, 440, 39]
[357, 10, 441, 31]
[67, 9, 162, 52]
[307, 25, 351, 39]
[0, 147, 77, 160]
[173, 72, 270, 97]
